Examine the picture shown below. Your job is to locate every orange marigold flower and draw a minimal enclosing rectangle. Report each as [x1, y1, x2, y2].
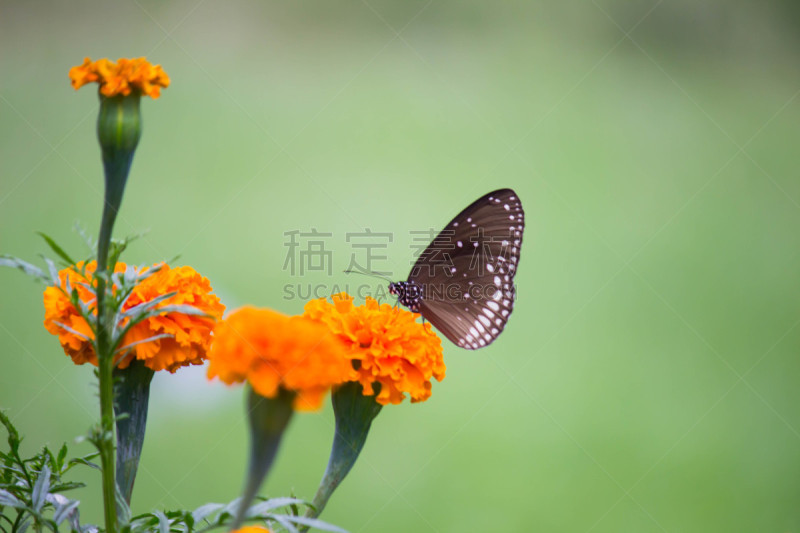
[304, 293, 445, 405]
[69, 57, 170, 99]
[231, 527, 271, 533]
[43, 261, 224, 372]
[207, 307, 354, 411]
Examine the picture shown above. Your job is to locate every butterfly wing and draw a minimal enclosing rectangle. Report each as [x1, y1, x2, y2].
[409, 188, 524, 349]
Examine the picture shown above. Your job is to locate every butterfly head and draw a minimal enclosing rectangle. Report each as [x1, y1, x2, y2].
[389, 281, 423, 313]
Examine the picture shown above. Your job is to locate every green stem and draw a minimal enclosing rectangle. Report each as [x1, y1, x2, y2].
[303, 382, 382, 529]
[93, 91, 140, 533]
[231, 388, 295, 530]
[96, 232, 118, 533]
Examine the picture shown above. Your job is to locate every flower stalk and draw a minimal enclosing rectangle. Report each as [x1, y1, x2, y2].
[232, 387, 295, 530]
[93, 90, 142, 533]
[305, 382, 382, 524]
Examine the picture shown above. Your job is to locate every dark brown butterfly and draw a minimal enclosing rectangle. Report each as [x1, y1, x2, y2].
[389, 188, 523, 349]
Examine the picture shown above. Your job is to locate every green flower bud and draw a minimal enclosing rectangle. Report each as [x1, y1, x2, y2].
[95, 92, 141, 271]
[97, 93, 140, 216]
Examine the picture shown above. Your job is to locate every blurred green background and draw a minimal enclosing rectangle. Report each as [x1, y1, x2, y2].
[2, 1, 800, 531]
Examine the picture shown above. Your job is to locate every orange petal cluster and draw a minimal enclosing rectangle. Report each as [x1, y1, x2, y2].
[43, 261, 224, 372]
[69, 57, 170, 98]
[304, 293, 445, 405]
[207, 307, 354, 411]
[231, 528, 271, 533]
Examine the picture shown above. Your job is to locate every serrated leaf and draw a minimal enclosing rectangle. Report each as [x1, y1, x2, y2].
[31, 464, 50, 512]
[37, 232, 76, 266]
[66, 454, 100, 472]
[248, 498, 306, 517]
[43, 257, 59, 285]
[269, 515, 298, 533]
[277, 515, 349, 533]
[51, 481, 86, 493]
[51, 495, 81, 527]
[191, 503, 225, 524]
[0, 411, 21, 454]
[55, 500, 81, 525]
[123, 265, 138, 286]
[73, 222, 95, 251]
[42, 446, 57, 472]
[154, 510, 170, 533]
[52, 321, 92, 342]
[147, 305, 210, 318]
[129, 515, 158, 533]
[56, 444, 68, 472]
[182, 510, 194, 532]
[116, 485, 132, 526]
[114, 334, 172, 355]
[0, 256, 49, 283]
[0, 488, 24, 508]
[221, 498, 242, 519]
[119, 293, 178, 320]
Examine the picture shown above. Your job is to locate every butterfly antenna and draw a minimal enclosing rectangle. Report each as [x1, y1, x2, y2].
[343, 269, 393, 283]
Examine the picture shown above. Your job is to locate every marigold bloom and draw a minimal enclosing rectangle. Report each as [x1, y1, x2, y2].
[69, 57, 170, 98]
[231, 527, 271, 533]
[43, 261, 224, 371]
[207, 307, 354, 411]
[304, 293, 445, 405]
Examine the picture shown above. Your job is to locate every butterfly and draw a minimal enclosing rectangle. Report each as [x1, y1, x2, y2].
[389, 188, 523, 349]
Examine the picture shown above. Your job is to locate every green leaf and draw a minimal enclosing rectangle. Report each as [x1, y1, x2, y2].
[276, 515, 349, 533]
[115, 484, 132, 526]
[119, 292, 178, 320]
[52, 498, 80, 526]
[154, 510, 170, 533]
[37, 232, 77, 266]
[0, 256, 50, 283]
[50, 481, 86, 493]
[51, 322, 92, 342]
[31, 464, 50, 512]
[129, 515, 158, 533]
[43, 446, 57, 473]
[56, 444, 68, 472]
[0, 411, 21, 455]
[65, 453, 100, 473]
[0, 488, 24, 508]
[114, 334, 172, 355]
[248, 498, 306, 516]
[191, 503, 225, 524]
[183, 511, 194, 532]
[42, 257, 59, 285]
[73, 222, 95, 252]
[221, 498, 242, 520]
[269, 515, 298, 533]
